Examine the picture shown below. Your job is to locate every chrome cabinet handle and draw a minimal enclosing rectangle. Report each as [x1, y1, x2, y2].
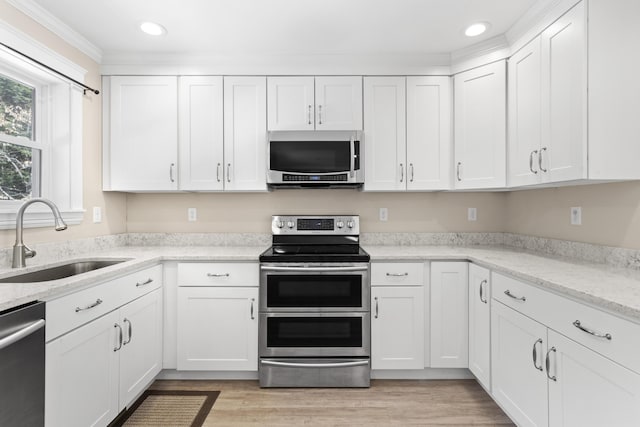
[207, 273, 230, 277]
[504, 290, 526, 302]
[386, 272, 408, 277]
[456, 162, 462, 181]
[75, 298, 103, 313]
[250, 298, 255, 320]
[136, 278, 153, 287]
[169, 163, 175, 183]
[0, 319, 45, 350]
[374, 297, 379, 319]
[529, 150, 538, 174]
[399, 163, 404, 183]
[573, 320, 612, 341]
[261, 359, 369, 368]
[545, 347, 557, 381]
[318, 104, 323, 124]
[532, 338, 543, 371]
[410, 163, 414, 182]
[216, 163, 221, 182]
[479, 279, 488, 304]
[539, 147, 548, 172]
[114, 323, 123, 352]
[123, 318, 132, 345]
[307, 105, 312, 125]
[227, 163, 231, 183]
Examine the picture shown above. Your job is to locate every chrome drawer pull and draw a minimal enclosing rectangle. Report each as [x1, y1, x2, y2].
[532, 338, 543, 371]
[479, 279, 488, 303]
[573, 320, 612, 341]
[386, 272, 408, 277]
[75, 298, 103, 313]
[136, 278, 153, 287]
[207, 273, 230, 277]
[545, 347, 557, 381]
[504, 290, 526, 302]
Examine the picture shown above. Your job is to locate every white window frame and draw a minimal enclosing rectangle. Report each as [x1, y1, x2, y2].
[0, 19, 84, 229]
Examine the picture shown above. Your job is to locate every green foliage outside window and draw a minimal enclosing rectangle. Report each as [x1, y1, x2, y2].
[0, 74, 36, 201]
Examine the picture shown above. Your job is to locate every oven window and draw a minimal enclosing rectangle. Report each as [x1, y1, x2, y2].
[267, 275, 362, 308]
[267, 317, 363, 347]
[270, 141, 359, 173]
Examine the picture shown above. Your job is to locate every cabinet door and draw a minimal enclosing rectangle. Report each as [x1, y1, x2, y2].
[224, 76, 267, 191]
[315, 76, 362, 130]
[108, 76, 178, 191]
[468, 264, 491, 390]
[454, 61, 506, 189]
[177, 287, 258, 371]
[46, 311, 120, 427]
[371, 286, 424, 370]
[491, 301, 549, 427]
[508, 38, 542, 187]
[406, 76, 452, 190]
[119, 289, 163, 410]
[267, 76, 314, 130]
[541, 2, 586, 182]
[547, 329, 640, 427]
[178, 76, 224, 190]
[363, 77, 407, 191]
[430, 262, 468, 368]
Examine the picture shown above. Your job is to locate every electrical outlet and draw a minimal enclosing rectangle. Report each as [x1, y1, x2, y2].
[379, 208, 388, 222]
[188, 207, 197, 222]
[92, 207, 102, 223]
[571, 207, 582, 225]
[468, 207, 477, 221]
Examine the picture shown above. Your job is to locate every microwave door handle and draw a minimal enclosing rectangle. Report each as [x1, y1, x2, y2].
[350, 135, 355, 178]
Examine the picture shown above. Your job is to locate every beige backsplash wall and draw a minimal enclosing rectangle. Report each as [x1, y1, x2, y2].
[505, 181, 640, 249]
[126, 191, 507, 234]
[0, 1, 128, 249]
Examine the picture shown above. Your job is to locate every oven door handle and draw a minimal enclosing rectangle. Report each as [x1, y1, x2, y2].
[261, 360, 369, 368]
[261, 266, 369, 272]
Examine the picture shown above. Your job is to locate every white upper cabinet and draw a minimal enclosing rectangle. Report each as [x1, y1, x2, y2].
[363, 77, 407, 191]
[224, 76, 268, 191]
[178, 76, 224, 191]
[104, 76, 178, 191]
[315, 76, 363, 130]
[406, 76, 452, 190]
[267, 76, 362, 131]
[454, 61, 506, 189]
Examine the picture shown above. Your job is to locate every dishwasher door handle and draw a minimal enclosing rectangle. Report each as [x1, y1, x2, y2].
[0, 319, 45, 350]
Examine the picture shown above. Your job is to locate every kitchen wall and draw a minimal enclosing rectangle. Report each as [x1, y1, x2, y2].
[0, 1, 127, 249]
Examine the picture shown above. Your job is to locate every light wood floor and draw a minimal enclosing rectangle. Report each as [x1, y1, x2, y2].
[149, 379, 514, 426]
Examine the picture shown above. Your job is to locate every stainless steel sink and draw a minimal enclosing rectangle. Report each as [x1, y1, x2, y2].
[0, 260, 129, 283]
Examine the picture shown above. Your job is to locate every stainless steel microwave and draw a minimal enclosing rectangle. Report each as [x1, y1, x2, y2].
[267, 131, 363, 188]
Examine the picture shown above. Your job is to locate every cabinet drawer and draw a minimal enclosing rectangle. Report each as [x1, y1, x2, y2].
[492, 272, 550, 321]
[371, 262, 424, 286]
[119, 265, 163, 301]
[46, 278, 120, 342]
[177, 262, 259, 286]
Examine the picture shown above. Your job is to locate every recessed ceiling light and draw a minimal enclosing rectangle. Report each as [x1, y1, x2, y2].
[465, 22, 489, 37]
[140, 22, 167, 36]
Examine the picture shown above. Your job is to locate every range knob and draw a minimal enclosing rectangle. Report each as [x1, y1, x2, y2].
[275, 220, 284, 229]
[347, 220, 355, 229]
[336, 220, 345, 229]
[287, 221, 295, 229]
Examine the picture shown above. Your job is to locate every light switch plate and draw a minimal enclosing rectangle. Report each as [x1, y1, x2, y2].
[571, 207, 582, 225]
[379, 208, 388, 222]
[468, 207, 477, 221]
[188, 208, 197, 222]
[92, 207, 102, 223]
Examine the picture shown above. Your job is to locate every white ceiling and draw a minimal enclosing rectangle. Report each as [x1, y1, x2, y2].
[25, 0, 540, 61]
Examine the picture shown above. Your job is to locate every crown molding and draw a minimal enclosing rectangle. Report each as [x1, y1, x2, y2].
[7, 0, 102, 63]
[450, 34, 509, 74]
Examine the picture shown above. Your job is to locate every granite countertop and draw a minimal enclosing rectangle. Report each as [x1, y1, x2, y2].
[1, 243, 640, 324]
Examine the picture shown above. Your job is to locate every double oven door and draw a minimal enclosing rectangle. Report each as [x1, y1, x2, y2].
[259, 262, 370, 359]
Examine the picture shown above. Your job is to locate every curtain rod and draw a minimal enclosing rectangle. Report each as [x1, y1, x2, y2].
[0, 41, 100, 95]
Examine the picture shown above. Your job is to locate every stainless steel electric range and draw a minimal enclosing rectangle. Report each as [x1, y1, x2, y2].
[258, 215, 371, 388]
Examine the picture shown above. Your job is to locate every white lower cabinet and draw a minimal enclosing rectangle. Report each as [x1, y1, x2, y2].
[177, 287, 258, 370]
[430, 262, 468, 368]
[46, 288, 163, 427]
[468, 263, 491, 390]
[370, 262, 425, 370]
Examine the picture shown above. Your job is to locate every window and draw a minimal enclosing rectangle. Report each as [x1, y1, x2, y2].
[0, 22, 85, 229]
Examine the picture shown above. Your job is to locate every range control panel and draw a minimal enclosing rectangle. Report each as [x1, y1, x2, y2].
[272, 215, 360, 235]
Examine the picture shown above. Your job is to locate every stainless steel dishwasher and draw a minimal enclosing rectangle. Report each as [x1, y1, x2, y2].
[0, 301, 45, 427]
